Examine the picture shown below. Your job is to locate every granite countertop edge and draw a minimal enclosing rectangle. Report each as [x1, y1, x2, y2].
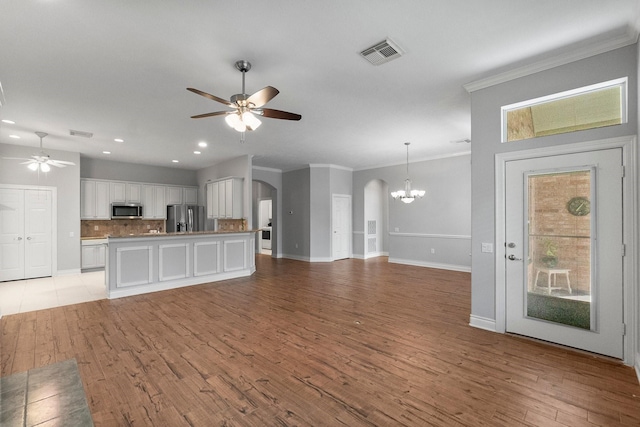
[81, 230, 259, 240]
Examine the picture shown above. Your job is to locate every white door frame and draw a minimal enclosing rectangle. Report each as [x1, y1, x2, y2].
[495, 136, 637, 366]
[0, 184, 58, 277]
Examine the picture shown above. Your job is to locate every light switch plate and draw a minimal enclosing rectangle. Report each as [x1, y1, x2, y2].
[481, 243, 493, 253]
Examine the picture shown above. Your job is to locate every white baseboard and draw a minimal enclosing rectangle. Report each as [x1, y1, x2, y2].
[388, 257, 471, 273]
[469, 315, 497, 332]
[282, 254, 310, 262]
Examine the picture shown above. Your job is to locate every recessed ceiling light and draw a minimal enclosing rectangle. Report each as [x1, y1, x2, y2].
[198, 142, 207, 147]
[114, 138, 124, 143]
[193, 151, 201, 155]
[9, 134, 20, 139]
[2, 119, 15, 124]
[102, 151, 111, 154]
[172, 160, 179, 163]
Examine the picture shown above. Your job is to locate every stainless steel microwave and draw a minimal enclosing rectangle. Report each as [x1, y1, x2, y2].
[111, 204, 143, 219]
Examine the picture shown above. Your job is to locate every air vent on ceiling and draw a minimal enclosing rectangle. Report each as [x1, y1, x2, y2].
[69, 129, 93, 138]
[360, 38, 404, 66]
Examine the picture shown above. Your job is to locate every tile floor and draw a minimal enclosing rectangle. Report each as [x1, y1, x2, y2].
[0, 359, 94, 426]
[0, 271, 106, 317]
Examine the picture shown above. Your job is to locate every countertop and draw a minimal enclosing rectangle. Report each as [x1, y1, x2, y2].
[105, 229, 259, 239]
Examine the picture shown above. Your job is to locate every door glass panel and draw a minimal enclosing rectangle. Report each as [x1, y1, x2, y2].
[526, 170, 593, 330]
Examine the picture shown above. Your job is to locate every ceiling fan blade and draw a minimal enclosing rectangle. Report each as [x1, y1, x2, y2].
[19, 160, 37, 164]
[260, 108, 302, 121]
[47, 162, 66, 168]
[191, 111, 233, 119]
[187, 88, 232, 106]
[2, 156, 32, 161]
[48, 159, 76, 166]
[247, 86, 279, 108]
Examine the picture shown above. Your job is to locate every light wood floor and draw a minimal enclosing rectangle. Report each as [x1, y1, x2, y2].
[2, 256, 639, 426]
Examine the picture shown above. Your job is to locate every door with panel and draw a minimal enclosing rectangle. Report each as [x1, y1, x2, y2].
[505, 149, 623, 358]
[0, 188, 53, 281]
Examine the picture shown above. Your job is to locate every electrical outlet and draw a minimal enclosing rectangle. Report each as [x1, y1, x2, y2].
[394, 227, 399, 232]
[147, 224, 151, 229]
[295, 243, 298, 248]
[69, 231, 74, 237]
[94, 225, 99, 231]
[430, 248, 435, 254]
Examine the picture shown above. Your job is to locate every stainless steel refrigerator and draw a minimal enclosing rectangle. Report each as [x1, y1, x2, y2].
[166, 205, 204, 233]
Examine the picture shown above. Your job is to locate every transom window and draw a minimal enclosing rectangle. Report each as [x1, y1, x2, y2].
[502, 77, 627, 143]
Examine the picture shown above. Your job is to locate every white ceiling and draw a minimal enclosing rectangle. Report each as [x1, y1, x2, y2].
[1, 1, 638, 172]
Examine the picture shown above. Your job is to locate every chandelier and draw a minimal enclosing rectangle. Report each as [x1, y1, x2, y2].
[391, 142, 425, 204]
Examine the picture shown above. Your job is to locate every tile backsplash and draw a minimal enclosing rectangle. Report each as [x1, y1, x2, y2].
[82, 220, 165, 237]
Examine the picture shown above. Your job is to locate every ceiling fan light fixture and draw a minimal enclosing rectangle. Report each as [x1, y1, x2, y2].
[28, 162, 39, 171]
[242, 111, 261, 130]
[40, 162, 51, 173]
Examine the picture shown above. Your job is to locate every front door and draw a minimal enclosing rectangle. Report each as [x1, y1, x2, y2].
[505, 149, 623, 358]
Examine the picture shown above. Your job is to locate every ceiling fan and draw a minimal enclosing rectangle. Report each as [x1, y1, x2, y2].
[187, 60, 301, 137]
[3, 131, 76, 172]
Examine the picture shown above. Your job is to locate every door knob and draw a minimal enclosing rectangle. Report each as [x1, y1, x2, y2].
[17, 237, 22, 241]
[508, 254, 522, 261]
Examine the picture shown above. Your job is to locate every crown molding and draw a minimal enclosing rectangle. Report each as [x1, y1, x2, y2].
[464, 27, 639, 93]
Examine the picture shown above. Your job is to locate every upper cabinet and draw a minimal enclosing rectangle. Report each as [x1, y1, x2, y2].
[184, 187, 198, 205]
[127, 183, 142, 204]
[110, 181, 142, 204]
[165, 186, 182, 205]
[81, 179, 110, 219]
[110, 182, 126, 203]
[142, 185, 166, 219]
[206, 177, 243, 219]
[82, 178, 198, 220]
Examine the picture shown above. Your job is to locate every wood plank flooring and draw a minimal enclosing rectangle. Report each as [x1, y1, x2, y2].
[2, 256, 639, 426]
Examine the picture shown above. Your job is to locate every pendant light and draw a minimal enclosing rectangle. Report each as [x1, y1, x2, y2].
[391, 142, 425, 204]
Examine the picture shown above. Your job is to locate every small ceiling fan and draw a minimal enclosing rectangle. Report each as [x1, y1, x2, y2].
[3, 131, 76, 172]
[187, 60, 301, 137]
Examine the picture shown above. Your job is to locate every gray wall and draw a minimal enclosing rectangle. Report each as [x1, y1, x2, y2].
[469, 44, 638, 321]
[81, 157, 198, 185]
[310, 166, 331, 260]
[353, 154, 471, 269]
[282, 167, 310, 259]
[0, 143, 81, 273]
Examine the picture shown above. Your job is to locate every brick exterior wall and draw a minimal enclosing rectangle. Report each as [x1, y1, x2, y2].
[528, 171, 591, 294]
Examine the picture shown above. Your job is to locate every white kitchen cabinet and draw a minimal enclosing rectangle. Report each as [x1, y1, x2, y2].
[184, 187, 198, 205]
[142, 184, 166, 219]
[81, 239, 107, 270]
[127, 183, 142, 203]
[81, 179, 110, 219]
[110, 182, 126, 203]
[206, 181, 219, 219]
[165, 186, 183, 205]
[206, 178, 243, 219]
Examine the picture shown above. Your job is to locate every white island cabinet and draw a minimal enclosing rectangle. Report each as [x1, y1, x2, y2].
[106, 231, 256, 299]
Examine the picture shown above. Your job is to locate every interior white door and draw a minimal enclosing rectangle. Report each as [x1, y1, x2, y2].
[0, 189, 26, 281]
[332, 195, 351, 260]
[505, 149, 623, 358]
[24, 189, 52, 278]
[0, 188, 53, 281]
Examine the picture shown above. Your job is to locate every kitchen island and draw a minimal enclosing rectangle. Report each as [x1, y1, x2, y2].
[106, 230, 257, 299]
